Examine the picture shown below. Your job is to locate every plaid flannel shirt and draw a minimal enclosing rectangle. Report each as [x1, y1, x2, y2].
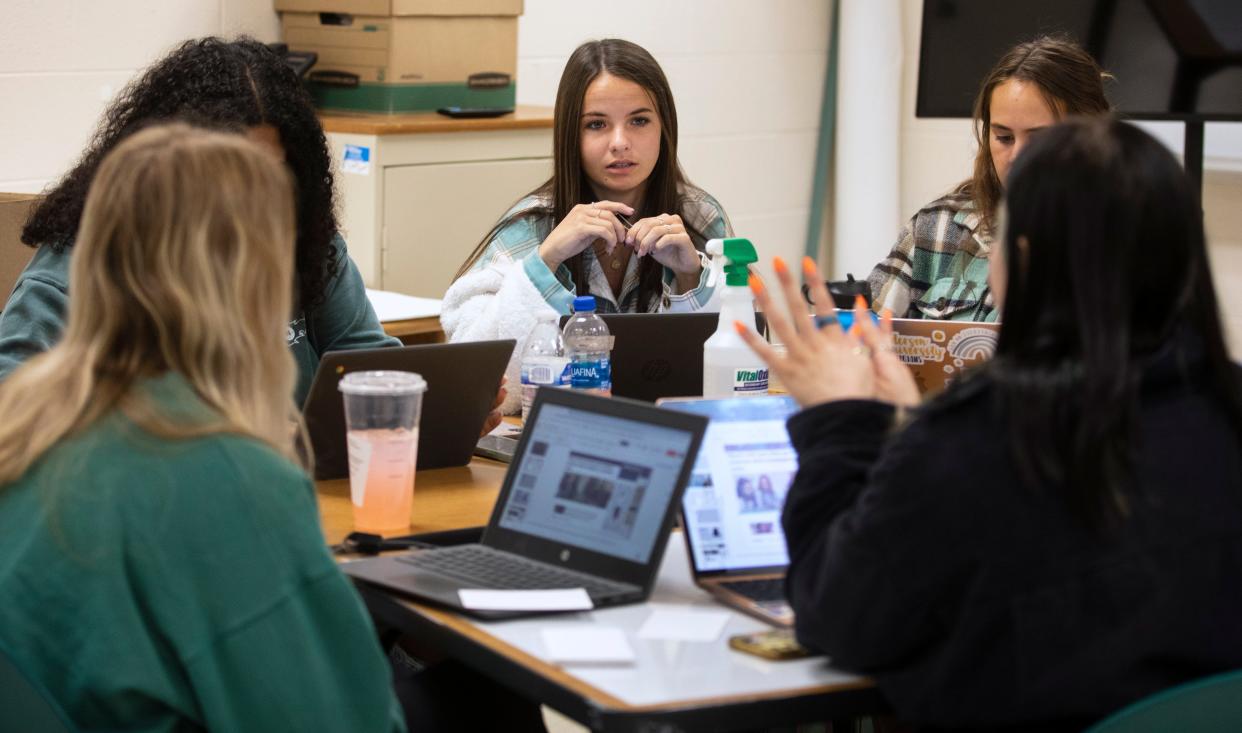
[468, 186, 732, 314]
[868, 192, 999, 323]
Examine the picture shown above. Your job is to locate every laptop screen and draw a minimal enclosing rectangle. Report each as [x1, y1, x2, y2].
[496, 402, 695, 564]
[661, 396, 798, 573]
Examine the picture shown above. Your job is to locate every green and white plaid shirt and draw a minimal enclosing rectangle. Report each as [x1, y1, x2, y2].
[868, 192, 999, 322]
[468, 186, 732, 314]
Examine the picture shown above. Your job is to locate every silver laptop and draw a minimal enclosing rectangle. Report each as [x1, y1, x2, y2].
[658, 396, 799, 627]
[344, 387, 708, 619]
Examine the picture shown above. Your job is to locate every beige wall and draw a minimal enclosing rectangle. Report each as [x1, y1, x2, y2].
[0, 0, 281, 193]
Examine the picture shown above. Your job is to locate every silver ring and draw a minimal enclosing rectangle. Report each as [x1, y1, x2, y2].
[851, 345, 872, 357]
[665, 224, 672, 235]
[590, 205, 599, 217]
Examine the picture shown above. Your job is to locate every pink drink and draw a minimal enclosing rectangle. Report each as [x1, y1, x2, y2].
[347, 427, 419, 533]
[339, 370, 427, 535]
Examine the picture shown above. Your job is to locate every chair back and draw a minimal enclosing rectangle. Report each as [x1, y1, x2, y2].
[1085, 668, 1242, 733]
[0, 194, 37, 309]
[0, 642, 76, 733]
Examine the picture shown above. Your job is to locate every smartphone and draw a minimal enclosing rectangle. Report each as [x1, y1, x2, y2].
[728, 629, 811, 661]
[437, 106, 514, 119]
[474, 433, 518, 463]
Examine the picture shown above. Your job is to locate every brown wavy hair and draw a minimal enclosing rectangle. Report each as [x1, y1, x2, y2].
[957, 36, 1111, 233]
[0, 124, 302, 484]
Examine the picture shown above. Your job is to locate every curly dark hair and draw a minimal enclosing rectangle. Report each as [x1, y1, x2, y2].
[22, 36, 340, 310]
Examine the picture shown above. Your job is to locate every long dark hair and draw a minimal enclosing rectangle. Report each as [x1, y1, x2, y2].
[454, 39, 704, 310]
[957, 36, 1111, 233]
[988, 117, 1242, 529]
[23, 37, 340, 310]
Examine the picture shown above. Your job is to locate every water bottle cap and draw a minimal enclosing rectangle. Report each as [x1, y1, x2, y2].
[572, 295, 597, 312]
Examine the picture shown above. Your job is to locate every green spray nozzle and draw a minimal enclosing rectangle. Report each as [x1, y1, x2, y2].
[705, 238, 758, 287]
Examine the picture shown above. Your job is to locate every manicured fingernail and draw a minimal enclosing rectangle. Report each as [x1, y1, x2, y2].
[802, 256, 817, 276]
[881, 307, 893, 323]
[773, 256, 788, 275]
[733, 321, 748, 335]
[749, 274, 764, 294]
[854, 294, 868, 310]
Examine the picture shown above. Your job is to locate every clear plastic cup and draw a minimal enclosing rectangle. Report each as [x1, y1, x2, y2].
[339, 371, 427, 534]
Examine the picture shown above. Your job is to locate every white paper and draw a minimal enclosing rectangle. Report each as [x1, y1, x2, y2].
[365, 289, 442, 322]
[637, 606, 731, 642]
[541, 627, 635, 665]
[458, 588, 593, 611]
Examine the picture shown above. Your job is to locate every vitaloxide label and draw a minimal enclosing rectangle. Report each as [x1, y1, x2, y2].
[732, 367, 769, 393]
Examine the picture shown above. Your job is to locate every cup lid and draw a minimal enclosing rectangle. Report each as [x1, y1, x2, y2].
[338, 370, 427, 396]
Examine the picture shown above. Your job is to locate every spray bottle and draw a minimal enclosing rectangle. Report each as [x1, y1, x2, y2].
[703, 237, 768, 398]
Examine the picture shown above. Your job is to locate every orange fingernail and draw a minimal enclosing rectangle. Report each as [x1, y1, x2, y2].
[749, 274, 764, 294]
[854, 294, 868, 310]
[881, 307, 893, 323]
[773, 256, 788, 275]
[733, 321, 748, 335]
[802, 256, 817, 275]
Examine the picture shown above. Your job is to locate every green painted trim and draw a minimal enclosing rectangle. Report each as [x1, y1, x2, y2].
[309, 81, 515, 113]
[805, 0, 841, 263]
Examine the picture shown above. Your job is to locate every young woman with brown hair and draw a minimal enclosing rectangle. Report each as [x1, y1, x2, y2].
[0, 124, 406, 731]
[441, 38, 732, 412]
[868, 36, 1111, 322]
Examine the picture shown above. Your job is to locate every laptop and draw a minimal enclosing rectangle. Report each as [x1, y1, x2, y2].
[558, 312, 767, 403]
[343, 387, 708, 619]
[657, 395, 799, 627]
[303, 340, 514, 479]
[889, 318, 1000, 395]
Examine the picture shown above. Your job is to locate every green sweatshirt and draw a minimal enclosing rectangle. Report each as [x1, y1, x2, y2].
[0, 373, 406, 732]
[0, 235, 400, 404]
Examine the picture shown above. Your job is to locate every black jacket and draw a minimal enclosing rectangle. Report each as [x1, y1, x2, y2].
[782, 359, 1242, 731]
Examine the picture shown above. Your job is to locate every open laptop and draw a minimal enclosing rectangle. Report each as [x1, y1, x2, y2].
[657, 395, 799, 627]
[558, 312, 767, 403]
[889, 318, 1000, 395]
[303, 340, 514, 479]
[343, 387, 708, 619]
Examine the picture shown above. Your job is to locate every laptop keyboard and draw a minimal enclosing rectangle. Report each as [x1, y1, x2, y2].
[719, 577, 786, 603]
[397, 545, 638, 601]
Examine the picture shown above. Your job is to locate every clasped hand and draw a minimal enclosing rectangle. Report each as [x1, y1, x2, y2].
[734, 256, 920, 410]
[538, 201, 701, 277]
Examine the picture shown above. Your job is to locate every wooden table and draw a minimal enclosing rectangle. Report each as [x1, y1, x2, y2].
[379, 316, 444, 344]
[316, 458, 506, 546]
[316, 458, 884, 731]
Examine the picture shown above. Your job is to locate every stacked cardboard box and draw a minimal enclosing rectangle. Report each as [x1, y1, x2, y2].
[277, 0, 522, 113]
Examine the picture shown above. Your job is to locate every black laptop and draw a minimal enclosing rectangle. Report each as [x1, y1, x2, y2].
[343, 387, 708, 619]
[557, 312, 767, 403]
[303, 340, 514, 479]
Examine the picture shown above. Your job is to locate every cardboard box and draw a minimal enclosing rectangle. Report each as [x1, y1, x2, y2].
[0, 194, 37, 308]
[277, 0, 522, 113]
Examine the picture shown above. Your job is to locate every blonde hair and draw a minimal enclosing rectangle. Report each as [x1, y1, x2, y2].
[0, 123, 301, 483]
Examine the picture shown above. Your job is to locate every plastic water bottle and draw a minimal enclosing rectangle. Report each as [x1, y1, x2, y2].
[520, 311, 570, 421]
[562, 295, 613, 396]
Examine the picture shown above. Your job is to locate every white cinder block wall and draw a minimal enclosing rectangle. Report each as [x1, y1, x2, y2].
[0, 0, 281, 193]
[1, 0, 831, 287]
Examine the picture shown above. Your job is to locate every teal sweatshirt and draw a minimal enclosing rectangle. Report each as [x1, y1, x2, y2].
[0, 235, 399, 404]
[0, 373, 406, 732]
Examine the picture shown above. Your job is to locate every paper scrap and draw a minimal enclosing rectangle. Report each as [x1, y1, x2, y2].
[637, 606, 731, 642]
[365, 289, 442, 322]
[458, 588, 593, 612]
[541, 627, 635, 665]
